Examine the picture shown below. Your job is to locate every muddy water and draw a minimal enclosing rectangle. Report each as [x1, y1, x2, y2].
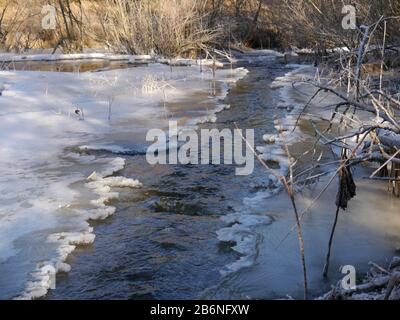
[43, 56, 400, 300]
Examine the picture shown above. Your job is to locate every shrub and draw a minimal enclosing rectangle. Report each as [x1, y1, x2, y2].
[93, 0, 221, 57]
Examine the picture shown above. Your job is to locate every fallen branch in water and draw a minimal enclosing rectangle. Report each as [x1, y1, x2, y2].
[322, 257, 400, 300]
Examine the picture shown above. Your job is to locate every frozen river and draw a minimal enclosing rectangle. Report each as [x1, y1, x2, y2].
[0, 52, 399, 299]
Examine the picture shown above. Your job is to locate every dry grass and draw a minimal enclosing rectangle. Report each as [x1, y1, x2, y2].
[0, 0, 99, 52]
[1, 0, 400, 54]
[0, 0, 222, 56]
[91, 0, 221, 57]
[280, 0, 400, 49]
[0, 0, 46, 52]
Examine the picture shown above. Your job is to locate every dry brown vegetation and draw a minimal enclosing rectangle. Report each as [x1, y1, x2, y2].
[1, 0, 399, 56]
[92, 0, 220, 56]
[280, 1, 399, 47]
[0, 0, 89, 52]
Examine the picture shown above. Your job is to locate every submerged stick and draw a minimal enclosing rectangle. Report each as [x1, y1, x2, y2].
[286, 185, 308, 299]
[282, 133, 308, 300]
[323, 205, 340, 278]
[323, 155, 356, 278]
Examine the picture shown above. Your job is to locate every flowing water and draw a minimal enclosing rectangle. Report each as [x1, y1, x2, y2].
[1, 53, 400, 300]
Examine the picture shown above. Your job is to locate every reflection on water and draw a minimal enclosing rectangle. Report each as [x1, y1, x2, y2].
[0, 60, 147, 73]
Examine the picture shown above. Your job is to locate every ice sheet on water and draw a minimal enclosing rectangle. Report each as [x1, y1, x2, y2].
[0, 54, 248, 299]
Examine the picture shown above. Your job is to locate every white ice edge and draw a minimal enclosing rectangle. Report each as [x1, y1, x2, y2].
[16, 157, 142, 300]
[216, 64, 309, 276]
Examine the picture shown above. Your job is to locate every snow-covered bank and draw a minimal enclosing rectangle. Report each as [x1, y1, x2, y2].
[0, 55, 248, 299]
